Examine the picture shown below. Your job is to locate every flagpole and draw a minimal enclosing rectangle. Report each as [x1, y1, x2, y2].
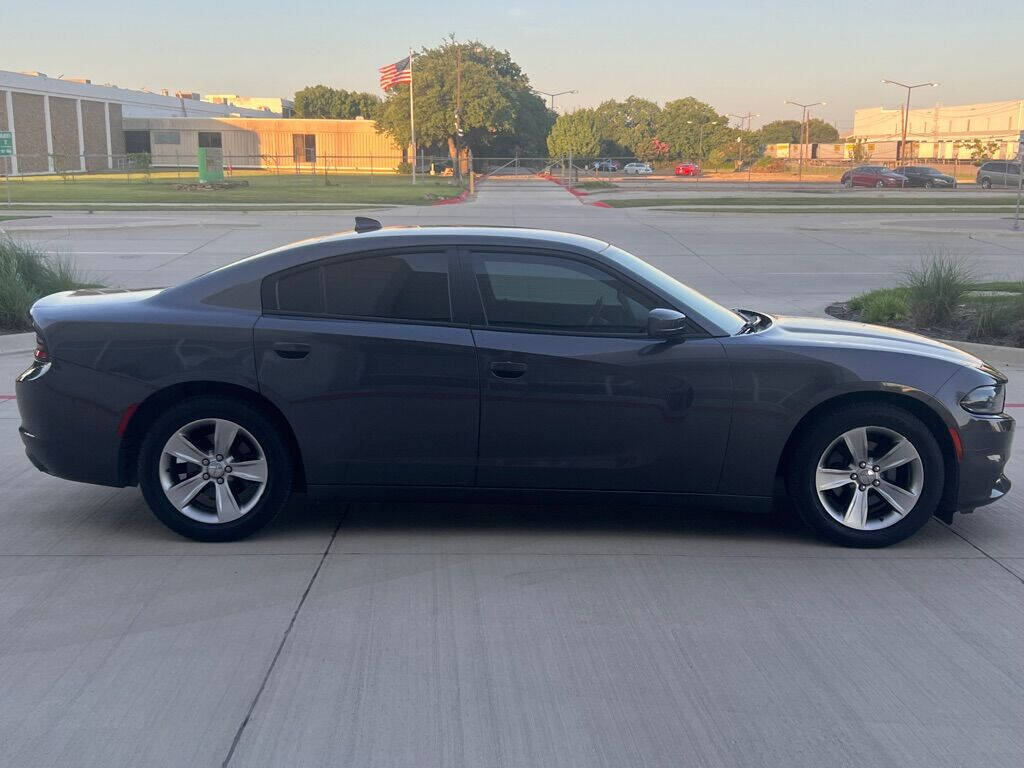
[409, 47, 416, 185]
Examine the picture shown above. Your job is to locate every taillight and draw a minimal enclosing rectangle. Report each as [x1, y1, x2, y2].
[33, 334, 49, 363]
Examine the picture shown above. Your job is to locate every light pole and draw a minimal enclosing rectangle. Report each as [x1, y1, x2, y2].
[728, 112, 760, 131]
[534, 89, 577, 111]
[882, 79, 939, 165]
[686, 120, 722, 181]
[785, 100, 826, 182]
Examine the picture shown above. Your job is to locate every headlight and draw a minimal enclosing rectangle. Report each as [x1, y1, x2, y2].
[960, 384, 1006, 414]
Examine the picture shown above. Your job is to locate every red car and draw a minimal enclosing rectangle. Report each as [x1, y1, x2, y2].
[675, 163, 700, 176]
[840, 165, 909, 188]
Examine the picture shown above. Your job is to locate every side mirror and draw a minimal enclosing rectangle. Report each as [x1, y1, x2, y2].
[647, 308, 689, 338]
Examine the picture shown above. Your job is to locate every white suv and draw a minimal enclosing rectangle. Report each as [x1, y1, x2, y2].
[623, 162, 653, 175]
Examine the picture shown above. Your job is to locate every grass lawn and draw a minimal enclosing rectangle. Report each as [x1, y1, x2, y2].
[601, 196, 1023, 209]
[575, 180, 618, 191]
[1, 170, 465, 207]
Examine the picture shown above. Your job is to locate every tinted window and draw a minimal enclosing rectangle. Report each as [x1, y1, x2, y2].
[1008, 163, 1021, 175]
[471, 252, 657, 334]
[197, 132, 222, 149]
[986, 162, 1007, 172]
[267, 252, 451, 322]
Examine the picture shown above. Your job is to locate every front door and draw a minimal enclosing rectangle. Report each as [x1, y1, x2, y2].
[464, 248, 732, 493]
[255, 247, 478, 486]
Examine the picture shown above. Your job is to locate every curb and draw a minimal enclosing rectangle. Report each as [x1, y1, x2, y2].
[0, 331, 35, 356]
[941, 338, 1024, 367]
[430, 188, 471, 206]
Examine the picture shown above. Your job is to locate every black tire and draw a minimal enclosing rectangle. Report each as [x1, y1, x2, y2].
[786, 403, 944, 547]
[981, 177, 992, 189]
[875, 180, 885, 188]
[138, 396, 293, 541]
[925, 180, 934, 189]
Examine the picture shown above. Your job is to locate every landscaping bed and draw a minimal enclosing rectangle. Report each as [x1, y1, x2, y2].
[826, 255, 1023, 348]
[0, 237, 99, 333]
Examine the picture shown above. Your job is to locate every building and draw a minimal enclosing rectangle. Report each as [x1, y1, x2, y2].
[205, 94, 295, 117]
[0, 69, 288, 174]
[853, 99, 1024, 161]
[122, 116, 408, 171]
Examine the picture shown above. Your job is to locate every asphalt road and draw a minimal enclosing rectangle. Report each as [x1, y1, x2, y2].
[2, 181, 1023, 767]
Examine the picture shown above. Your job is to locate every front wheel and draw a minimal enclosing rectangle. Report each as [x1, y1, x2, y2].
[787, 404, 945, 547]
[981, 177, 992, 189]
[875, 180, 885, 188]
[138, 397, 293, 541]
[842, 179, 852, 188]
[924, 180, 934, 189]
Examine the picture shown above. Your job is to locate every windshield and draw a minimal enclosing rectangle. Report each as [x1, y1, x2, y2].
[602, 245, 747, 335]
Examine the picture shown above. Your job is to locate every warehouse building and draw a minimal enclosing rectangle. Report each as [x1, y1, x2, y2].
[122, 116, 408, 172]
[0, 69, 285, 174]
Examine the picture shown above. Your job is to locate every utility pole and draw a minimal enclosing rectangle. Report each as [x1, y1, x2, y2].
[533, 89, 577, 111]
[786, 100, 826, 182]
[728, 112, 760, 131]
[882, 79, 939, 164]
[686, 120, 722, 184]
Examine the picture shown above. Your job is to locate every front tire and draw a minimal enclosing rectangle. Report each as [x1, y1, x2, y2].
[138, 397, 293, 541]
[875, 180, 885, 188]
[786, 404, 945, 547]
[981, 177, 992, 189]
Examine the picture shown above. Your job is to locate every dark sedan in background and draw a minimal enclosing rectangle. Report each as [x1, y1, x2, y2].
[16, 221, 1013, 546]
[896, 166, 957, 188]
[840, 166, 909, 188]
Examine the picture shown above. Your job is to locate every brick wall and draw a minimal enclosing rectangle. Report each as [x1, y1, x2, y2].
[49, 96, 80, 171]
[12, 91, 47, 173]
[81, 99, 108, 170]
[108, 103, 125, 157]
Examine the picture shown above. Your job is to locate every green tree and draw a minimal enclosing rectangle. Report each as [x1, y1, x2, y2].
[759, 118, 837, 144]
[546, 110, 600, 158]
[964, 138, 1001, 163]
[656, 98, 732, 162]
[376, 39, 550, 167]
[293, 85, 381, 119]
[592, 97, 661, 157]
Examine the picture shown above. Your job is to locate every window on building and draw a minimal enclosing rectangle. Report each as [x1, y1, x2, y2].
[197, 132, 222, 149]
[124, 130, 151, 154]
[292, 134, 316, 163]
[153, 130, 180, 145]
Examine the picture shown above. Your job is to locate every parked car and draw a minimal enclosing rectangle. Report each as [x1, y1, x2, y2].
[623, 162, 653, 175]
[17, 220, 1012, 546]
[895, 166, 957, 189]
[976, 161, 1022, 189]
[593, 159, 620, 171]
[840, 166, 909, 188]
[674, 163, 700, 176]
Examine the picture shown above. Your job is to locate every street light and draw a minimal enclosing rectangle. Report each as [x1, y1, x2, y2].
[785, 100, 826, 182]
[882, 79, 939, 164]
[686, 120, 722, 180]
[728, 112, 760, 131]
[534, 89, 578, 111]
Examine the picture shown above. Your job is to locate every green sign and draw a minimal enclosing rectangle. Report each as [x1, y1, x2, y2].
[0, 131, 12, 157]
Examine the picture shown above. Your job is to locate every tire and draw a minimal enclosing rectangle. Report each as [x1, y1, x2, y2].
[138, 396, 293, 541]
[981, 177, 992, 189]
[875, 180, 885, 188]
[786, 403, 945, 547]
[842, 179, 852, 188]
[925, 180, 934, 189]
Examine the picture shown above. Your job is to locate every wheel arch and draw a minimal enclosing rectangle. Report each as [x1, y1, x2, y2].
[118, 381, 306, 491]
[774, 390, 959, 520]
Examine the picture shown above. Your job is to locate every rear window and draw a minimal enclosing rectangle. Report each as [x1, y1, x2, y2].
[264, 251, 452, 323]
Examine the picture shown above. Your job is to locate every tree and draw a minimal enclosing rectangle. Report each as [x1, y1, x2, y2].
[592, 97, 661, 157]
[656, 98, 733, 162]
[759, 118, 837, 144]
[546, 110, 600, 158]
[964, 138, 1001, 163]
[293, 85, 381, 119]
[376, 39, 551, 168]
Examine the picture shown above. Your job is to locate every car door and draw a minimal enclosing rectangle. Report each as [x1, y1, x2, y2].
[462, 247, 732, 493]
[254, 247, 479, 487]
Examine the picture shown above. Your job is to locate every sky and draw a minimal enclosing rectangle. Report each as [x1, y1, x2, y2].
[5, 0, 1023, 132]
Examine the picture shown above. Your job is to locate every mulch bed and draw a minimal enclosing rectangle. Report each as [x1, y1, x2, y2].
[826, 302, 1023, 348]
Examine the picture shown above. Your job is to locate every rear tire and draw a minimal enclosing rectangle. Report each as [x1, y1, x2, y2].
[981, 177, 992, 189]
[138, 396, 293, 541]
[925, 180, 934, 189]
[786, 403, 944, 547]
[875, 180, 885, 188]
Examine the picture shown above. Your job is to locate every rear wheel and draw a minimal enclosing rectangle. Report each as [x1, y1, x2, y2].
[138, 397, 293, 541]
[875, 180, 885, 188]
[981, 177, 992, 189]
[787, 404, 944, 547]
[924, 180, 934, 189]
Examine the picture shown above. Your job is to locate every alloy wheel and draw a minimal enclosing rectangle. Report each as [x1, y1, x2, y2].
[815, 425, 924, 531]
[159, 418, 268, 524]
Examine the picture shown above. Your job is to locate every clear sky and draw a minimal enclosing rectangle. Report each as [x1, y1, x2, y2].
[5, 0, 1022, 131]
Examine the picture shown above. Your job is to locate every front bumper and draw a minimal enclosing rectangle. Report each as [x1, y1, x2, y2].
[956, 413, 1014, 511]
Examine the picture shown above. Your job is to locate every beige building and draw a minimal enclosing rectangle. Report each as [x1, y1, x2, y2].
[204, 94, 295, 117]
[853, 99, 1024, 160]
[123, 116, 409, 171]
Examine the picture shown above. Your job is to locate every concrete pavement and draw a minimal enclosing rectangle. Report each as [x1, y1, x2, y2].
[2, 179, 1024, 767]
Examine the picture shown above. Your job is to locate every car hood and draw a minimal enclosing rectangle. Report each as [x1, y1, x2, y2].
[763, 313, 984, 368]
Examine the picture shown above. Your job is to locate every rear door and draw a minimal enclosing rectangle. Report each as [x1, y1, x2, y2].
[255, 247, 479, 487]
[462, 246, 732, 493]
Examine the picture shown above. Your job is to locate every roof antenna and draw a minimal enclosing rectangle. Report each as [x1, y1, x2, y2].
[354, 216, 382, 233]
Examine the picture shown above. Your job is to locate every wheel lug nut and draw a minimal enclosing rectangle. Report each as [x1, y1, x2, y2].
[216, 477, 224, 484]
[859, 462, 866, 468]
[216, 454, 223, 461]
[225, 466, 232, 473]
[873, 480, 880, 486]
[858, 485, 866, 491]
[202, 473, 209, 480]
[202, 458, 209, 466]
[872, 466, 879, 472]
[850, 473, 858, 480]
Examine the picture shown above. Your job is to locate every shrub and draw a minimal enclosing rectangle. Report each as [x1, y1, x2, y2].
[396, 161, 413, 175]
[0, 237, 98, 331]
[850, 287, 909, 324]
[902, 252, 974, 326]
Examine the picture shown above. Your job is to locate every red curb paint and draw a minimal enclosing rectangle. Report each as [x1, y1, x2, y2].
[0, 395, 15, 401]
[591, 201, 612, 208]
[1006, 403, 1024, 408]
[431, 189, 470, 206]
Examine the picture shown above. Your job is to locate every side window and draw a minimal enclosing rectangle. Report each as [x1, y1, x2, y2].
[264, 252, 451, 323]
[988, 162, 1007, 173]
[471, 252, 658, 334]
[197, 132, 222, 149]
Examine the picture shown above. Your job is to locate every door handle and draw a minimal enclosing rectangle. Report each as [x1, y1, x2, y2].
[272, 342, 310, 359]
[490, 361, 527, 378]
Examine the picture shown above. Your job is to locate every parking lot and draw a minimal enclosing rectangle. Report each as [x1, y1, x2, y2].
[2, 181, 1024, 767]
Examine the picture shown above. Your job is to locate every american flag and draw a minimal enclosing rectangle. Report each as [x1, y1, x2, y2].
[379, 56, 412, 91]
